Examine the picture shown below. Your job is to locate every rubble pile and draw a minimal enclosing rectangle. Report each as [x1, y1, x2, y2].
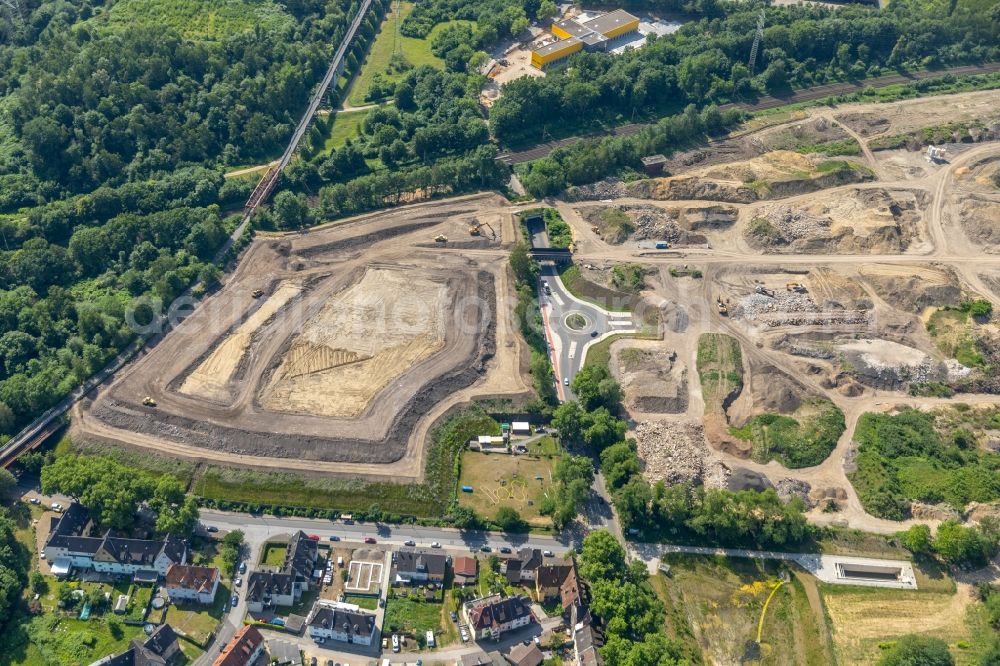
[636, 420, 709, 486]
[764, 204, 831, 241]
[631, 207, 682, 243]
[732, 291, 868, 327]
[776, 478, 814, 508]
[566, 179, 627, 201]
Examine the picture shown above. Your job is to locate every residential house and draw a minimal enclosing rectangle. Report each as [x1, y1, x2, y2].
[306, 600, 377, 646]
[266, 639, 302, 665]
[213, 625, 266, 666]
[501, 548, 542, 584]
[92, 624, 181, 666]
[463, 594, 533, 641]
[283, 531, 318, 593]
[506, 642, 543, 666]
[453, 556, 478, 586]
[44, 503, 187, 580]
[573, 621, 602, 666]
[393, 548, 449, 585]
[458, 652, 507, 666]
[535, 563, 575, 601]
[246, 571, 297, 613]
[164, 564, 220, 605]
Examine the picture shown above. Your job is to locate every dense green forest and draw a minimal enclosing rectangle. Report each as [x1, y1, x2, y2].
[0, 0, 375, 441]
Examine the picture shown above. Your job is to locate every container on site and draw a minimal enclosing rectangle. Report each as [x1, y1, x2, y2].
[461, 486, 473, 493]
[655, 242, 669, 249]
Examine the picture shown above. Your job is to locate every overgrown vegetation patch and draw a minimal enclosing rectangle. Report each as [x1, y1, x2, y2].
[730, 399, 845, 468]
[696, 334, 743, 413]
[849, 407, 1000, 520]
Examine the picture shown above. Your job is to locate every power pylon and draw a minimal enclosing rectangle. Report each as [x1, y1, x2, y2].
[748, 8, 765, 75]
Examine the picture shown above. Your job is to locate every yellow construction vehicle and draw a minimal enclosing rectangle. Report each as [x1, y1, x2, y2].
[786, 282, 806, 293]
[716, 297, 728, 316]
[251, 289, 264, 298]
[434, 234, 448, 243]
[142, 396, 157, 407]
[468, 219, 497, 239]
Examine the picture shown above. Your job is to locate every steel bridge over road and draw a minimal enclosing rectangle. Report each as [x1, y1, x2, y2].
[0, 0, 376, 469]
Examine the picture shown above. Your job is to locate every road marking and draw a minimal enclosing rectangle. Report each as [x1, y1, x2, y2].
[568, 341, 577, 359]
[610, 320, 634, 328]
[551, 292, 564, 307]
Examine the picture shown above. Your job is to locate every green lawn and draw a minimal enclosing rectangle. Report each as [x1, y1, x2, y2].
[526, 435, 560, 456]
[344, 594, 379, 610]
[321, 110, 370, 155]
[345, 2, 468, 107]
[164, 583, 229, 645]
[260, 543, 287, 567]
[383, 596, 444, 635]
[103, 0, 294, 39]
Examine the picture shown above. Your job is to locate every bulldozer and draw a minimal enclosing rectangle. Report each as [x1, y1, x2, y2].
[434, 234, 448, 243]
[142, 396, 157, 407]
[251, 289, 264, 298]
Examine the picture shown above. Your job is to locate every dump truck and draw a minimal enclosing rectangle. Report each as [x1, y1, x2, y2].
[142, 397, 157, 407]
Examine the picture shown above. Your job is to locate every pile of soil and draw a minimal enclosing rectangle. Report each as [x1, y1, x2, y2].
[635, 420, 710, 485]
[614, 347, 688, 414]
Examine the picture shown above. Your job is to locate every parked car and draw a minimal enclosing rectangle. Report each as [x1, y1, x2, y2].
[206, 526, 219, 533]
[392, 634, 400, 652]
[328, 535, 340, 541]
[404, 540, 415, 546]
[430, 542, 441, 548]
[364, 537, 377, 544]
[238, 561, 247, 574]
[499, 547, 512, 554]
[29, 498, 39, 505]
[233, 577, 242, 587]
[307, 534, 321, 541]
[543, 550, 554, 557]
[379, 598, 385, 608]
[479, 545, 491, 552]
[231, 594, 239, 608]
[450, 611, 458, 622]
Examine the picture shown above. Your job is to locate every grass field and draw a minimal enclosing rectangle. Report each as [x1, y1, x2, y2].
[557, 265, 634, 312]
[344, 594, 379, 610]
[729, 399, 845, 469]
[383, 596, 445, 636]
[525, 435, 560, 457]
[696, 333, 744, 412]
[163, 583, 229, 645]
[321, 110, 370, 155]
[651, 554, 832, 665]
[346, 2, 465, 107]
[103, 0, 293, 39]
[260, 542, 287, 567]
[821, 585, 993, 665]
[458, 452, 556, 526]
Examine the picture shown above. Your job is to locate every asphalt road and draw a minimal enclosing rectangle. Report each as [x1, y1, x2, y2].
[539, 265, 636, 401]
[496, 62, 1000, 164]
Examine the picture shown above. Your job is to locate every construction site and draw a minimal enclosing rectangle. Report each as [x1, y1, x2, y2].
[71, 87, 1000, 532]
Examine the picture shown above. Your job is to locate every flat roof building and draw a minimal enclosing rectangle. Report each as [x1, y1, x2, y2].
[532, 8, 640, 68]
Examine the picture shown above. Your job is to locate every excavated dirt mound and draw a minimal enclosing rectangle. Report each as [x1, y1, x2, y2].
[745, 188, 929, 254]
[859, 263, 962, 312]
[636, 420, 711, 485]
[581, 203, 737, 246]
[613, 346, 688, 414]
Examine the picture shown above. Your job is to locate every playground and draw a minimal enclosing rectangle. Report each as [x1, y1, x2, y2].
[457, 451, 556, 526]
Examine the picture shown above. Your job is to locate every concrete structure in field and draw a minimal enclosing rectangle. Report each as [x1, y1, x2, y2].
[163, 564, 220, 605]
[531, 9, 640, 68]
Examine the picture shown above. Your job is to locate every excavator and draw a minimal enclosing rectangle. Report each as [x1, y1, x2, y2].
[468, 219, 497, 239]
[142, 396, 157, 407]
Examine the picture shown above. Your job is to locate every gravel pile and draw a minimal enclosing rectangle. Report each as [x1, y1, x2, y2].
[636, 420, 709, 486]
[732, 291, 816, 321]
[566, 179, 627, 201]
[632, 207, 681, 242]
[764, 204, 830, 240]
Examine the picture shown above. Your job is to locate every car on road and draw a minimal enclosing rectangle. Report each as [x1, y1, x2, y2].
[500, 547, 511, 554]
[543, 550, 554, 557]
[479, 545, 491, 552]
[238, 562, 246, 574]
[328, 535, 340, 541]
[205, 525, 219, 533]
[591, 330, 599, 337]
[404, 540, 416, 546]
[307, 534, 321, 541]
[430, 541, 441, 548]
[563, 377, 569, 386]
[364, 537, 377, 544]
[231, 594, 239, 608]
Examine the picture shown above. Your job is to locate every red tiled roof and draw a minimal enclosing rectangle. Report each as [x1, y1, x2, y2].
[213, 625, 263, 666]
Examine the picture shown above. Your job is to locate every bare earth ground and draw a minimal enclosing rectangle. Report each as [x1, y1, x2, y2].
[75, 90, 1000, 534]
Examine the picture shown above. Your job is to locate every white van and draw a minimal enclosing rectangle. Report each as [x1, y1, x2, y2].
[426, 630, 435, 648]
[392, 634, 400, 652]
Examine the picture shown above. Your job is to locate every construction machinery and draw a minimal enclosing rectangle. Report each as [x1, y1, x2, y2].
[786, 282, 807, 293]
[755, 285, 775, 297]
[434, 234, 448, 243]
[142, 397, 157, 407]
[468, 219, 496, 239]
[251, 289, 264, 298]
[716, 297, 729, 316]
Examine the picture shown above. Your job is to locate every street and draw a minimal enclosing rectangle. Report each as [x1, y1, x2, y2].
[539, 264, 636, 401]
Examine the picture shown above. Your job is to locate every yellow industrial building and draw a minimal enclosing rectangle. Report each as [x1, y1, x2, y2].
[531, 9, 640, 69]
